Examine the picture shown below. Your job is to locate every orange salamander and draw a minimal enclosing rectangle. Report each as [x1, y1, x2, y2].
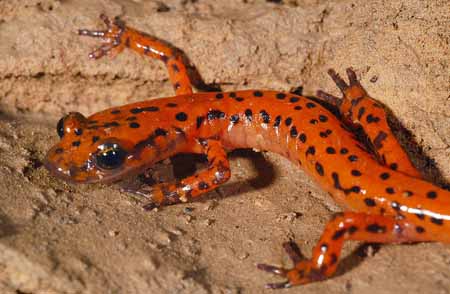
[44, 15, 450, 288]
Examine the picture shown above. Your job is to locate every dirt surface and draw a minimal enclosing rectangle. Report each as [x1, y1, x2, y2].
[0, 0, 449, 293]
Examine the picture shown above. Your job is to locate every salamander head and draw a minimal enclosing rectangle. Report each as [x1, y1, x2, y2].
[44, 112, 143, 183]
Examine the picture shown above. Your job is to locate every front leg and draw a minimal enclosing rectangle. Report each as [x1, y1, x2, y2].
[125, 139, 231, 210]
[258, 212, 429, 288]
[78, 14, 193, 95]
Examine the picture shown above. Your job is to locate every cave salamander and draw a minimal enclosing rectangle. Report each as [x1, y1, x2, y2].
[44, 15, 450, 288]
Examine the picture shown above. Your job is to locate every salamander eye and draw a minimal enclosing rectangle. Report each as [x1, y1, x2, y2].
[95, 142, 127, 170]
[56, 117, 65, 138]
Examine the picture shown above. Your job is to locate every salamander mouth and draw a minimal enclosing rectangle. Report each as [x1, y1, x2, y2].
[43, 158, 93, 184]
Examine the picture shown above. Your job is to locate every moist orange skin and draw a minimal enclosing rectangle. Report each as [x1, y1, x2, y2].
[45, 15, 450, 289]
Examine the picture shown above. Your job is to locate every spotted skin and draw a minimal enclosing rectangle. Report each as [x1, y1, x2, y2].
[44, 15, 450, 288]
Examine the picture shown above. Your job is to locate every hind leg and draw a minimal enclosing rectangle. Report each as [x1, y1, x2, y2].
[317, 68, 421, 178]
[258, 212, 431, 288]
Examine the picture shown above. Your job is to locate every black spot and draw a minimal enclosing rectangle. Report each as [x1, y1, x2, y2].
[242, 109, 252, 121]
[389, 163, 398, 170]
[430, 217, 443, 225]
[373, 131, 388, 149]
[380, 172, 390, 180]
[166, 102, 178, 108]
[72, 141, 81, 147]
[366, 223, 386, 233]
[103, 122, 120, 128]
[290, 126, 298, 138]
[129, 122, 140, 128]
[235, 97, 244, 102]
[326, 147, 336, 154]
[415, 212, 425, 220]
[92, 136, 100, 143]
[173, 126, 185, 136]
[171, 63, 180, 72]
[332, 229, 346, 240]
[273, 115, 281, 127]
[366, 114, 380, 123]
[306, 146, 316, 156]
[426, 191, 437, 199]
[253, 91, 263, 97]
[276, 93, 286, 99]
[350, 96, 363, 107]
[299, 133, 307, 143]
[216, 93, 224, 99]
[348, 155, 358, 162]
[416, 226, 425, 233]
[315, 162, 324, 176]
[196, 116, 205, 128]
[340, 148, 349, 154]
[175, 112, 188, 121]
[260, 110, 270, 123]
[74, 128, 83, 136]
[161, 53, 169, 63]
[198, 181, 209, 190]
[88, 120, 98, 124]
[290, 97, 300, 103]
[111, 109, 121, 114]
[230, 114, 239, 124]
[357, 107, 366, 120]
[174, 82, 181, 89]
[319, 131, 329, 138]
[161, 54, 169, 63]
[154, 128, 168, 136]
[319, 115, 328, 122]
[386, 187, 395, 194]
[348, 226, 358, 234]
[294, 105, 302, 110]
[351, 170, 362, 176]
[207, 109, 226, 120]
[284, 117, 292, 126]
[143, 106, 159, 112]
[350, 186, 361, 193]
[126, 116, 137, 121]
[332, 172, 342, 189]
[403, 190, 413, 197]
[130, 108, 143, 114]
[55, 148, 64, 154]
[306, 102, 316, 108]
[364, 198, 376, 207]
[310, 119, 318, 125]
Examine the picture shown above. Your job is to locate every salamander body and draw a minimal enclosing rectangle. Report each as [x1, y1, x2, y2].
[44, 15, 450, 288]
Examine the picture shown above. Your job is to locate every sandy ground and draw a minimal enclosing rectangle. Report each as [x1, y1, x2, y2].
[0, 0, 449, 293]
